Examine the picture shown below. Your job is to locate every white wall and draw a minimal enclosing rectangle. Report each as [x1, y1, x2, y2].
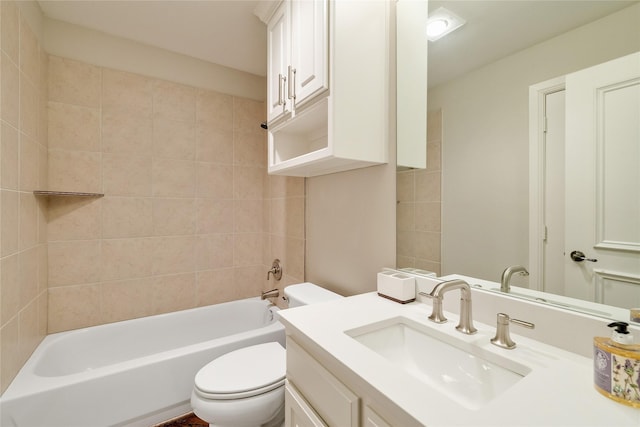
[43, 18, 266, 101]
[429, 3, 640, 282]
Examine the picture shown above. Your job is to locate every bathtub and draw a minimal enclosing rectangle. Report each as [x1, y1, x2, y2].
[0, 298, 285, 427]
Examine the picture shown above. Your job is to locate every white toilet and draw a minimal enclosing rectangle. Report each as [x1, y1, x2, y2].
[191, 283, 341, 427]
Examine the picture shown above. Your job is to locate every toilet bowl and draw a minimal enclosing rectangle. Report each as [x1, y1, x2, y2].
[190, 283, 341, 427]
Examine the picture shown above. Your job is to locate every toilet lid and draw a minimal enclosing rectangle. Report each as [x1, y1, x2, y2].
[194, 342, 285, 398]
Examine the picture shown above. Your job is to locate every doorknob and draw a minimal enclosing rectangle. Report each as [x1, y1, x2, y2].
[570, 250, 598, 262]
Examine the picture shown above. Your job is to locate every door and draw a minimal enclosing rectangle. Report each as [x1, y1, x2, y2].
[564, 52, 640, 308]
[267, 1, 291, 123]
[290, 0, 329, 110]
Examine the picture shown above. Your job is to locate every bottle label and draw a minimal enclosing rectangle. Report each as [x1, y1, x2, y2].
[594, 346, 611, 393]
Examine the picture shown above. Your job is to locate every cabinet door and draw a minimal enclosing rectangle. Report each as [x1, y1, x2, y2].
[290, 0, 329, 110]
[267, 1, 291, 123]
[285, 381, 328, 427]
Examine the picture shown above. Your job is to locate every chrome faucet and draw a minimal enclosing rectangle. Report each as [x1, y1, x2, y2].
[500, 265, 529, 292]
[420, 279, 477, 335]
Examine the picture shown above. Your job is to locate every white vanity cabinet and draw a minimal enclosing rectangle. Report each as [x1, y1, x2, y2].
[284, 336, 420, 427]
[258, 0, 390, 177]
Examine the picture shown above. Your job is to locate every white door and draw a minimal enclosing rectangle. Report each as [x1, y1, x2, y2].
[564, 52, 640, 308]
[267, 2, 291, 123]
[290, 0, 329, 110]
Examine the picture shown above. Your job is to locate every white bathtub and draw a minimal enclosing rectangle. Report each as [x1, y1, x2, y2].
[0, 298, 285, 427]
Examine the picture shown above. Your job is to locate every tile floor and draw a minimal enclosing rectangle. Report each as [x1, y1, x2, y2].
[154, 412, 207, 427]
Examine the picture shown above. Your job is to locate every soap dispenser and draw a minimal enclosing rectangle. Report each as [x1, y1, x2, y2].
[593, 322, 640, 407]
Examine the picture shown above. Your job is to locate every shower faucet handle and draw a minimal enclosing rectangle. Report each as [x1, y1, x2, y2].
[267, 259, 282, 281]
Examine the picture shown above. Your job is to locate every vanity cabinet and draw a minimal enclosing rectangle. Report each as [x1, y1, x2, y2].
[285, 337, 418, 427]
[259, 0, 390, 177]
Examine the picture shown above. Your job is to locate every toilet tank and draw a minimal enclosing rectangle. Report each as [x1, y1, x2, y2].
[284, 283, 342, 308]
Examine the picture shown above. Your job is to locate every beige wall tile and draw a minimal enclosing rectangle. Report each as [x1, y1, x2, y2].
[396, 230, 415, 258]
[19, 15, 39, 85]
[48, 56, 101, 108]
[102, 68, 153, 115]
[152, 273, 195, 314]
[196, 268, 235, 306]
[48, 284, 101, 332]
[19, 134, 38, 191]
[234, 199, 263, 233]
[38, 244, 47, 294]
[47, 197, 102, 241]
[18, 298, 39, 362]
[196, 124, 233, 163]
[427, 109, 443, 142]
[152, 158, 195, 197]
[100, 277, 154, 323]
[414, 231, 441, 262]
[1, 254, 20, 325]
[1, 317, 20, 394]
[234, 233, 262, 267]
[415, 202, 441, 232]
[1, 1, 19, 63]
[426, 139, 441, 172]
[102, 106, 152, 155]
[285, 237, 305, 280]
[233, 98, 265, 131]
[396, 202, 415, 232]
[234, 130, 266, 167]
[285, 197, 304, 239]
[20, 75, 38, 139]
[101, 197, 152, 238]
[103, 153, 151, 197]
[153, 119, 195, 160]
[396, 170, 415, 203]
[233, 265, 263, 299]
[153, 80, 195, 122]
[196, 162, 233, 199]
[19, 246, 39, 306]
[153, 198, 195, 236]
[39, 51, 49, 147]
[152, 236, 196, 276]
[48, 240, 101, 286]
[196, 234, 233, 270]
[19, 192, 38, 250]
[234, 166, 264, 199]
[101, 238, 153, 281]
[415, 170, 441, 202]
[196, 198, 233, 234]
[48, 150, 102, 193]
[1, 121, 19, 189]
[38, 144, 48, 191]
[270, 198, 286, 236]
[1, 52, 19, 128]
[1, 190, 19, 256]
[196, 89, 233, 129]
[48, 102, 100, 151]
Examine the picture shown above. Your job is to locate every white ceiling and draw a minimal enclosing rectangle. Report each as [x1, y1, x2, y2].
[37, 0, 638, 86]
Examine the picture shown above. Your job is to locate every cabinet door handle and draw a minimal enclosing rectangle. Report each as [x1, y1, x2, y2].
[288, 65, 296, 101]
[278, 73, 287, 106]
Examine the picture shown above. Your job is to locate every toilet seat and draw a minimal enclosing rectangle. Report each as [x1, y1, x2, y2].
[194, 342, 285, 400]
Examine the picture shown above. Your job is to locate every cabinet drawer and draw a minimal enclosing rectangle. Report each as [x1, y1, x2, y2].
[285, 380, 328, 427]
[287, 338, 359, 426]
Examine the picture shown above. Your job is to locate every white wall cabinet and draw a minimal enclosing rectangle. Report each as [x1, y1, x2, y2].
[258, 0, 390, 177]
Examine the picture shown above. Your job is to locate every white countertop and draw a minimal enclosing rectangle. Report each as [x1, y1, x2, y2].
[279, 292, 640, 426]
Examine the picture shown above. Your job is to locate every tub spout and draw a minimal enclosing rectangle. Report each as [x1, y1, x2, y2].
[261, 288, 279, 300]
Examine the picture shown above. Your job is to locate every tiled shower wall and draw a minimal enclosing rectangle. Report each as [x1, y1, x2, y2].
[0, 1, 49, 394]
[46, 56, 305, 333]
[396, 109, 442, 274]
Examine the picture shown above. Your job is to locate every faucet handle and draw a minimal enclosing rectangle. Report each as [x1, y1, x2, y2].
[490, 313, 535, 349]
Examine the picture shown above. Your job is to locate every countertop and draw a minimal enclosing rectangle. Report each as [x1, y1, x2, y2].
[278, 292, 640, 426]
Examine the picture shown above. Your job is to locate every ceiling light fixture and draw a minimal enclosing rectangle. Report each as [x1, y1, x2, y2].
[426, 7, 466, 41]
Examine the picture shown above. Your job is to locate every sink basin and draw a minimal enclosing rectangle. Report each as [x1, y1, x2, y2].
[345, 317, 530, 410]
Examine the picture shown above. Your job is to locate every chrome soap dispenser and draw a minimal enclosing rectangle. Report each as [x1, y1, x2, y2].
[593, 321, 640, 407]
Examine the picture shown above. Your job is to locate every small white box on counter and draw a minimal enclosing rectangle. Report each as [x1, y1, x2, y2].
[377, 271, 416, 304]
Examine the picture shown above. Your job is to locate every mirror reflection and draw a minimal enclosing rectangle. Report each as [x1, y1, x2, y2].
[396, 0, 640, 323]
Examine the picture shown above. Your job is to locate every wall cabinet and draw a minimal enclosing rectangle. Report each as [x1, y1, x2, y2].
[258, 0, 390, 177]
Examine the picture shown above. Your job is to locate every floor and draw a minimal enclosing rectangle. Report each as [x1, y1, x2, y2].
[153, 412, 207, 427]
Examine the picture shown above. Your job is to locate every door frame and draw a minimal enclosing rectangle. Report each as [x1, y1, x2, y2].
[528, 76, 566, 292]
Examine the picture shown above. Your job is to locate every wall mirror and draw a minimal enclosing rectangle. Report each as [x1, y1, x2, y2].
[396, 0, 640, 324]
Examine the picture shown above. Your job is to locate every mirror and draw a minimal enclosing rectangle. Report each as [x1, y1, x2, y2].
[396, 0, 640, 323]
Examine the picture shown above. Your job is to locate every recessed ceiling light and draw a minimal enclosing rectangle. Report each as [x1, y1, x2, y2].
[427, 7, 466, 41]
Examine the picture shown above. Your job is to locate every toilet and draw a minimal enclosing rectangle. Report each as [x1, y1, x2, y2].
[190, 283, 342, 427]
